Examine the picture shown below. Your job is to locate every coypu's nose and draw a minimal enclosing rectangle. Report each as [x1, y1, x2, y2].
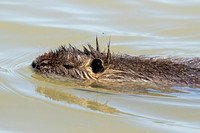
[32, 61, 36, 68]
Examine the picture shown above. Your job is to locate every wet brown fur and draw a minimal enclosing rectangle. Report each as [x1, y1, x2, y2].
[32, 38, 200, 86]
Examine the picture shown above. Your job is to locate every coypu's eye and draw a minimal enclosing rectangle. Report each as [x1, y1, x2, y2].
[91, 59, 104, 74]
[63, 65, 74, 69]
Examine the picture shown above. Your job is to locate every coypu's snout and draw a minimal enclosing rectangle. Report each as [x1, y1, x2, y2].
[31, 61, 36, 68]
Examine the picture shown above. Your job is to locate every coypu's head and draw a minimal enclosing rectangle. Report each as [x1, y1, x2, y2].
[32, 38, 115, 81]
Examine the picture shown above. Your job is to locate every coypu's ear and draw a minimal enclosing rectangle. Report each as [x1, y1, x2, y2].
[90, 58, 104, 73]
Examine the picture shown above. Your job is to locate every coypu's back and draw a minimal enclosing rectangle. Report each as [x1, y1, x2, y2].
[111, 55, 200, 85]
[32, 38, 200, 87]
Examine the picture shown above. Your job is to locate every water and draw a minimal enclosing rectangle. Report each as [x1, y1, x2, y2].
[0, 0, 200, 132]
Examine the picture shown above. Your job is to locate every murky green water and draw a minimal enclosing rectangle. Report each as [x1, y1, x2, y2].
[0, 0, 200, 133]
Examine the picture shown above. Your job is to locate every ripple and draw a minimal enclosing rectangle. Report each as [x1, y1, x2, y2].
[0, 67, 8, 72]
[151, 0, 200, 5]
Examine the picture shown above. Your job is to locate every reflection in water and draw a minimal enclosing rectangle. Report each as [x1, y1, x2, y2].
[89, 81, 184, 96]
[32, 73, 182, 97]
[36, 87, 123, 114]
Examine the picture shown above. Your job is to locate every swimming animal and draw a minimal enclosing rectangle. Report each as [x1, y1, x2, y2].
[32, 38, 200, 87]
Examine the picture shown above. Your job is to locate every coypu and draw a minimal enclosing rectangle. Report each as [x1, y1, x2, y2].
[32, 37, 200, 87]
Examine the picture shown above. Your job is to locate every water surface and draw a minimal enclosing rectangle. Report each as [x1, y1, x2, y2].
[0, 0, 200, 133]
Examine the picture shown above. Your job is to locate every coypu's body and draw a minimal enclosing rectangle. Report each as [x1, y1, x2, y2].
[32, 38, 200, 86]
